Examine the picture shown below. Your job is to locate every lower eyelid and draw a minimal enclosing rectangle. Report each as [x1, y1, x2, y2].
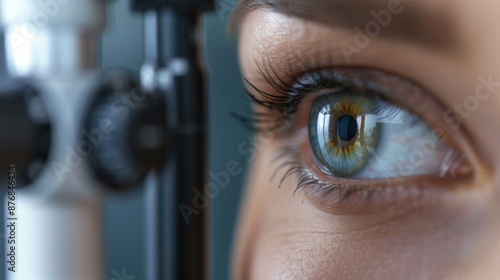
[288, 134, 475, 214]
[303, 177, 476, 217]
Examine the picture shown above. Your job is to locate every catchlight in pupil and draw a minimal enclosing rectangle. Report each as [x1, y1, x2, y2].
[337, 115, 357, 141]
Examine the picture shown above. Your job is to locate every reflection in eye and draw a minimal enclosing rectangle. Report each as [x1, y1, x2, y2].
[309, 91, 455, 179]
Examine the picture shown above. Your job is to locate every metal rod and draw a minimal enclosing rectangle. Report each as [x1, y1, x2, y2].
[145, 172, 163, 280]
[142, 8, 208, 280]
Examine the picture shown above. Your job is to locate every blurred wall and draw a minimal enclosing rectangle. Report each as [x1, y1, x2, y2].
[101, 1, 248, 280]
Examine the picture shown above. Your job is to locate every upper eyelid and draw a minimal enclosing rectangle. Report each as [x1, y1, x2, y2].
[247, 61, 443, 120]
[245, 63, 430, 118]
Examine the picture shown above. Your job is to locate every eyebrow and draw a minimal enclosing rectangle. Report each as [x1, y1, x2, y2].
[232, 0, 457, 50]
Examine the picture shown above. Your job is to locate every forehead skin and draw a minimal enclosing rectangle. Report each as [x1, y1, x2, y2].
[234, 1, 500, 280]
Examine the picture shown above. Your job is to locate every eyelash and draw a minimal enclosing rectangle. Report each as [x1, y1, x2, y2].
[233, 61, 346, 133]
[271, 146, 394, 203]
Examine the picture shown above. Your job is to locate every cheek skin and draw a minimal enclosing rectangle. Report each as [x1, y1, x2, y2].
[234, 142, 492, 280]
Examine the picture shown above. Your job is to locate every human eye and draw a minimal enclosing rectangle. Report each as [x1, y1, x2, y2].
[244, 66, 481, 208]
[307, 71, 465, 180]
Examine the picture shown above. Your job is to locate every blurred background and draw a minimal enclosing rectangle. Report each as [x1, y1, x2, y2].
[0, 0, 251, 279]
[101, 0, 249, 279]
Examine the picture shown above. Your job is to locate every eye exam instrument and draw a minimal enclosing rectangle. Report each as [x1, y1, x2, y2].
[0, 0, 214, 279]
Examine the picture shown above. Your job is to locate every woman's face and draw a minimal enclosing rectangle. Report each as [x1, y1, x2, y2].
[233, 0, 500, 279]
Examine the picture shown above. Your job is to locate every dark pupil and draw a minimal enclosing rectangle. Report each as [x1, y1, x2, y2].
[337, 115, 357, 141]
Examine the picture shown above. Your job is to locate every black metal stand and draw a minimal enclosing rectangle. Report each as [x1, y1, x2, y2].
[132, 1, 214, 279]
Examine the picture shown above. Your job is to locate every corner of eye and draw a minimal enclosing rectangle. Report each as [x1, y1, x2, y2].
[460, 140, 494, 188]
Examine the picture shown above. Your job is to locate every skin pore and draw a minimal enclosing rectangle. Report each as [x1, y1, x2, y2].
[232, 0, 500, 279]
